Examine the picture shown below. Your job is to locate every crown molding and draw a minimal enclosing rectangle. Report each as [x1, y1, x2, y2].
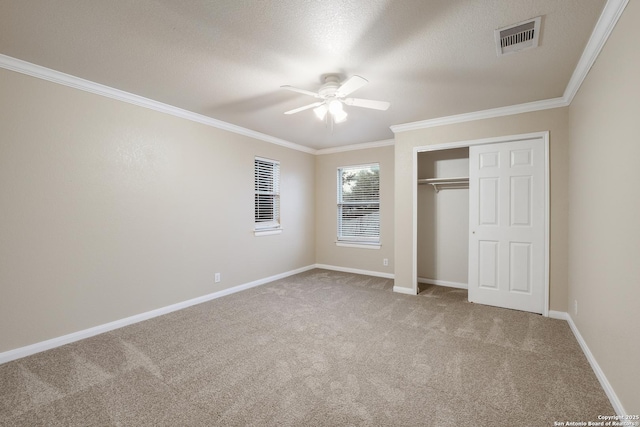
[563, 0, 629, 103]
[0, 54, 316, 155]
[390, 97, 568, 133]
[391, 0, 628, 135]
[1, 0, 628, 152]
[315, 138, 394, 155]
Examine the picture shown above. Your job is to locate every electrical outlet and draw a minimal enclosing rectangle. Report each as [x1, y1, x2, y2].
[383, 258, 389, 266]
[215, 273, 221, 283]
[574, 300, 578, 315]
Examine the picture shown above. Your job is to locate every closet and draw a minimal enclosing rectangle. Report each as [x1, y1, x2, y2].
[417, 148, 470, 291]
[415, 134, 548, 314]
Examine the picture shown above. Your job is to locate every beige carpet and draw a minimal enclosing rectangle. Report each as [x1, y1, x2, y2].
[0, 269, 613, 426]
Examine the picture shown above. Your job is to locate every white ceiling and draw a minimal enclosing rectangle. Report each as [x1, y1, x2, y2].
[0, 0, 606, 149]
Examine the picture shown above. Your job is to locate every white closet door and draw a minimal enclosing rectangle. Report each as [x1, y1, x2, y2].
[468, 138, 546, 314]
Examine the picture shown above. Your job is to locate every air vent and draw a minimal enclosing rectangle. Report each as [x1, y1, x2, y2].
[495, 16, 541, 56]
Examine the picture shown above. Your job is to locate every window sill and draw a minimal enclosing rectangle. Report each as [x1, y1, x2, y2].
[254, 228, 283, 237]
[335, 241, 381, 250]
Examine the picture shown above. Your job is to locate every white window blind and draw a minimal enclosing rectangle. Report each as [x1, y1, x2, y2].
[254, 157, 280, 230]
[337, 164, 380, 243]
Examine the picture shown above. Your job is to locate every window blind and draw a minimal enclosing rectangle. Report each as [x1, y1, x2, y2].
[255, 157, 280, 230]
[337, 164, 380, 242]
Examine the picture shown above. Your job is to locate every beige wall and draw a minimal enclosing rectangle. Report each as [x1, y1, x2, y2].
[417, 148, 469, 285]
[315, 145, 394, 275]
[0, 68, 315, 353]
[567, 0, 639, 414]
[394, 107, 570, 311]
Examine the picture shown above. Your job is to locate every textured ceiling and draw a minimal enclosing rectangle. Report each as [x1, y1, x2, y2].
[0, 0, 606, 149]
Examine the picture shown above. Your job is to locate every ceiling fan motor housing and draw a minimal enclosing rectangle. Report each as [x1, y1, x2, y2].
[319, 76, 341, 99]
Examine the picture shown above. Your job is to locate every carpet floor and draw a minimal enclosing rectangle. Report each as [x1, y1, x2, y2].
[0, 269, 613, 426]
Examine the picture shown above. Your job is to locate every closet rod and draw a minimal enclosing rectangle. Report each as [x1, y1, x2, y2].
[418, 177, 469, 193]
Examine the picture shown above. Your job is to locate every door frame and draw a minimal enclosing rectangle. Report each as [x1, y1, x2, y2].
[412, 131, 550, 316]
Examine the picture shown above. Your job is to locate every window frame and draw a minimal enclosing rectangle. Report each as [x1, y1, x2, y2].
[336, 163, 381, 247]
[254, 156, 281, 236]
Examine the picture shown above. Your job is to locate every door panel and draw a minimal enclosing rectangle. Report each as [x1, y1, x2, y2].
[480, 151, 500, 169]
[478, 241, 499, 289]
[468, 138, 545, 314]
[510, 176, 532, 226]
[479, 178, 499, 225]
[509, 242, 532, 293]
[511, 149, 533, 167]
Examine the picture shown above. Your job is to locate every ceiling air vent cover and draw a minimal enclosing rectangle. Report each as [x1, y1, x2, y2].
[495, 16, 541, 56]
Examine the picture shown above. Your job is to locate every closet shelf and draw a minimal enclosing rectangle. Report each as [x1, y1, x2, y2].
[418, 177, 469, 193]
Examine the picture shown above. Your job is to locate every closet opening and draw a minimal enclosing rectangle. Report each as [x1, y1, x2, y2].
[417, 148, 470, 294]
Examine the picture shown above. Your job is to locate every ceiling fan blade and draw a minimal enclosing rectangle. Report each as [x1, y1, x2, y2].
[343, 98, 390, 111]
[280, 85, 321, 98]
[336, 75, 368, 97]
[284, 101, 324, 115]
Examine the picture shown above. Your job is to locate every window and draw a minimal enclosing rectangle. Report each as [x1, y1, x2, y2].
[337, 163, 380, 245]
[254, 157, 280, 233]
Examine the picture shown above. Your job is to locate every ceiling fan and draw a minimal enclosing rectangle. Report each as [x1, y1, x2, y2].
[281, 75, 390, 124]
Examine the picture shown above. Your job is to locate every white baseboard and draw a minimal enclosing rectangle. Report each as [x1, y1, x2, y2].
[0, 264, 316, 365]
[548, 310, 569, 320]
[314, 264, 407, 294]
[314, 264, 394, 279]
[392, 286, 416, 295]
[551, 311, 626, 416]
[417, 277, 468, 290]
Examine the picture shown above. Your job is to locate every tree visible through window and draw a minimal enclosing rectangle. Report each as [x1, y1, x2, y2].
[255, 157, 280, 231]
[337, 164, 380, 243]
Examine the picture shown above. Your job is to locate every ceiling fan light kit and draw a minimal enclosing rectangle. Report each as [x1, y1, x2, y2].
[328, 99, 344, 115]
[313, 104, 328, 120]
[333, 109, 348, 124]
[281, 75, 390, 125]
